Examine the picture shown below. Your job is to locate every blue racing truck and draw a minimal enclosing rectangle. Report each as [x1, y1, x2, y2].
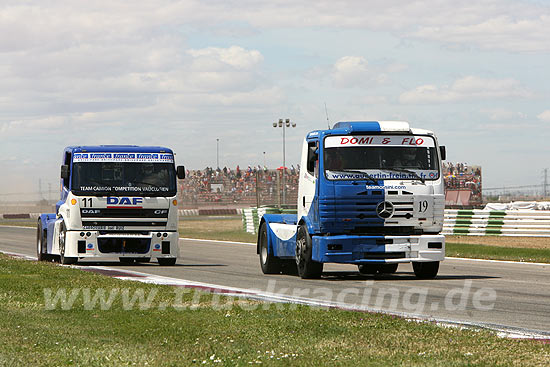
[258, 121, 446, 279]
[37, 145, 185, 265]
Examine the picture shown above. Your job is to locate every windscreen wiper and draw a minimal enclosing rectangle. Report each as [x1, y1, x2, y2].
[336, 169, 379, 185]
[385, 168, 425, 183]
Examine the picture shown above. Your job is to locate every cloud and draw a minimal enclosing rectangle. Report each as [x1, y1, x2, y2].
[538, 110, 550, 122]
[482, 108, 526, 121]
[331, 56, 369, 88]
[399, 76, 532, 104]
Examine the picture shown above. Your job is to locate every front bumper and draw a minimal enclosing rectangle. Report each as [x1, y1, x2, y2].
[312, 234, 445, 264]
[62, 230, 180, 259]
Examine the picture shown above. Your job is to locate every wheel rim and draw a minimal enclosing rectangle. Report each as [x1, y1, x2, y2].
[296, 235, 306, 269]
[260, 231, 268, 264]
[59, 229, 65, 257]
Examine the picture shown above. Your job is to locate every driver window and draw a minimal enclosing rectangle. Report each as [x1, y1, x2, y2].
[306, 142, 318, 177]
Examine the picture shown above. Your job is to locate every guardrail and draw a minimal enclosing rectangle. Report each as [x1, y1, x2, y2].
[443, 209, 550, 237]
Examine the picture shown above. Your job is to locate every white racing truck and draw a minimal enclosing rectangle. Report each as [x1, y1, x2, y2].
[258, 121, 446, 279]
[37, 145, 185, 265]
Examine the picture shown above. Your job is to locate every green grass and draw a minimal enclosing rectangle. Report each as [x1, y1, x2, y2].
[0, 218, 35, 227]
[1, 253, 549, 366]
[179, 216, 256, 243]
[446, 242, 550, 263]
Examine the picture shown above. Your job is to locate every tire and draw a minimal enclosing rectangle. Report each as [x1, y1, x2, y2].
[59, 222, 77, 265]
[158, 258, 177, 266]
[281, 259, 298, 275]
[358, 264, 380, 275]
[258, 222, 281, 274]
[119, 257, 135, 265]
[413, 261, 439, 279]
[381, 263, 399, 274]
[295, 224, 323, 279]
[36, 220, 47, 262]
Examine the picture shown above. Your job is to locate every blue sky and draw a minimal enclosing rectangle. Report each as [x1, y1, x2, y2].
[1, 0, 549, 198]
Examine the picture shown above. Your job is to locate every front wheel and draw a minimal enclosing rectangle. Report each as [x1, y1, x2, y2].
[258, 222, 281, 274]
[412, 261, 439, 279]
[36, 220, 48, 262]
[59, 222, 77, 265]
[295, 225, 323, 279]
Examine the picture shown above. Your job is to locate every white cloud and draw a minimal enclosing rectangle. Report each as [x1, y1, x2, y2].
[482, 108, 526, 121]
[399, 76, 532, 104]
[331, 56, 369, 88]
[537, 110, 550, 122]
[188, 46, 263, 70]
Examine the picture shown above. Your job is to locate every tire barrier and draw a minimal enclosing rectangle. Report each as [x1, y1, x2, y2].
[443, 209, 550, 237]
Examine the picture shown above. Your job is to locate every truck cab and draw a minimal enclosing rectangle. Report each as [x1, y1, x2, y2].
[37, 145, 185, 265]
[258, 121, 446, 279]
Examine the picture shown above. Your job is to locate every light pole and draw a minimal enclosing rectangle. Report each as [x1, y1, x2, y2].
[216, 138, 219, 169]
[273, 118, 296, 206]
[263, 151, 266, 168]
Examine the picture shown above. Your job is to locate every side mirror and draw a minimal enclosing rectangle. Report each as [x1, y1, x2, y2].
[60, 165, 69, 180]
[176, 166, 186, 179]
[439, 146, 446, 161]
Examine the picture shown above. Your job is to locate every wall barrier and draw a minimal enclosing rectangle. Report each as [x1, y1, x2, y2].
[443, 209, 550, 237]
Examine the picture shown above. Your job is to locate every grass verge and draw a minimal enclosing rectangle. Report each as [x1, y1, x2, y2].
[1, 253, 550, 366]
[446, 242, 550, 263]
[179, 216, 256, 243]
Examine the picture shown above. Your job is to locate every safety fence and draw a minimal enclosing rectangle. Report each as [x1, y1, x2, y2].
[442, 209, 550, 237]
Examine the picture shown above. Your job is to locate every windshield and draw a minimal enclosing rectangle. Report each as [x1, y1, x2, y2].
[324, 135, 440, 181]
[71, 153, 177, 196]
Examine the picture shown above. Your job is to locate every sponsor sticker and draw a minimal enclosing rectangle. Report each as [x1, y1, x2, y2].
[73, 152, 174, 163]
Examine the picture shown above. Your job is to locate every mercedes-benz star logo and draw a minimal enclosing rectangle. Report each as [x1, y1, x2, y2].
[376, 201, 395, 219]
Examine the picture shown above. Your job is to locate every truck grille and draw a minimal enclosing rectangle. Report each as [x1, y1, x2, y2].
[319, 193, 415, 234]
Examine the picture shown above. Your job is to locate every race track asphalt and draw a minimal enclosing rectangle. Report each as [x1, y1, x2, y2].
[1, 226, 549, 336]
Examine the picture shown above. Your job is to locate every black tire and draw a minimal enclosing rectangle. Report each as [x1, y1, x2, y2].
[381, 263, 399, 274]
[36, 220, 47, 261]
[295, 224, 323, 279]
[258, 222, 281, 274]
[59, 222, 77, 265]
[281, 259, 298, 275]
[119, 257, 135, 265]
[158, 258, 177, 266]
[413, 261, 439, 279]
[358, 264, 380, 275]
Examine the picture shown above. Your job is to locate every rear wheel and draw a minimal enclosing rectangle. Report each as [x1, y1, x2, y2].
[259, 222, 281, 274]
[381, 263, 399, 274]
[36, 220, 48, 261]
[59, 222, 77, 265]
[158, 258, 177, 266]
[296, 224, 323, 279]
[413, 261, 439, 279]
